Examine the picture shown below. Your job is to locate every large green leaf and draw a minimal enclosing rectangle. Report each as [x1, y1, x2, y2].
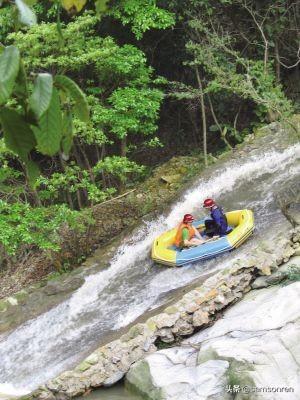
[15, 0, 37, 26]
[0, 108, 36, 162]
[0, 46, 20, 104]
[14, 59, 28, 99]
[32, 88, 63, 156]
[29, 73, 53, 119]
[26, 159, 40, 186]
[61, 110, 73, 156]
[54, 75, 89, 122]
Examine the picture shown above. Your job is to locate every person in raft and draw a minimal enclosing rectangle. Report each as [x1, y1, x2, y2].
[174, 214, 207, 248]
[203, 198, 230, 237]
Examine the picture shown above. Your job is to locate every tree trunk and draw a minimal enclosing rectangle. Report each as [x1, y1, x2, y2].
[23, 165, 42, 207]
[188, 105, 199, 146]
[119, 136, 127, 192]
[207, 94, 233, 150]
[99, 145, 107, 189]
[58, 153, 74, 210]
[76, 189, 83, 209]
[76, 139, 95, 183]
[275, 39, 281, 83]
[195, 67, 208, 167]
[120, 136, 127, 158]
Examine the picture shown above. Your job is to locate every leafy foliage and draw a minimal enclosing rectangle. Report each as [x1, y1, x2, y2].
[109, 0, 175, 39]
[99, 87, 163, 139]
[37, 156, 144, 204]
[0, 0, 298, 264]
[187, 34, 293, 119]
[0, 201, 83, 256]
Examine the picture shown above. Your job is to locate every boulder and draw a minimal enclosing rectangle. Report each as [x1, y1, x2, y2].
[126, 349, 230, 400]
[126, 282, 300, 400]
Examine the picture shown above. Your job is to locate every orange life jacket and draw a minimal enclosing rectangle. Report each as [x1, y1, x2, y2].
[174, 223, 196, 247]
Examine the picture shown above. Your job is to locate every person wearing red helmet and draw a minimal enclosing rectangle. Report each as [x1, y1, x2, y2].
[174, 214, 206, 248]
[203, 198, 229, 237]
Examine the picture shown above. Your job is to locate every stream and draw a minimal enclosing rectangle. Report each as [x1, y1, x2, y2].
[0, 129, 299, 398]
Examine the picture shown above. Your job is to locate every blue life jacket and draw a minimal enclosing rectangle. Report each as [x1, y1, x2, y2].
[211, 206, 228, 235]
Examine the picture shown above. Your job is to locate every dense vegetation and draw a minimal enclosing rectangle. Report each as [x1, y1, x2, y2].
[0, 0, 299, 265]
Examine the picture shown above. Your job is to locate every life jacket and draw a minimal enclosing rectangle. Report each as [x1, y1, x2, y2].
[174, 223, 196, 247]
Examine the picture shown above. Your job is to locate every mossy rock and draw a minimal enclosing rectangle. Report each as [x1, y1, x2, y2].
[146, 319, 157, 332]
[0, 300, 8, 313]
[164, 306, 179, 315]
[126, 360, 164, 400]
[197, 347, 219, 365]
[14, 290, 28, 304]
[76, 361, 91, 372]
[127, 324, 144, 340]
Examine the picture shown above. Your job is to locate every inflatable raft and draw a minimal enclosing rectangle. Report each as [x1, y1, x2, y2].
[151, 209, 254, 267]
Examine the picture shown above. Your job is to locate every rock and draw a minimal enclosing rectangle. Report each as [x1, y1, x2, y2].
[76, 361, 91, 372]
[31, 388, 56, 400]
[251, 276, 269, 289]
[6, 297, 18, 306]
[0, 300, 8, 313]
[294, 248, 300, 256]
[43, 277, 84, 296]
[195, 288, 218, 305]
[126, 282, 300, 400]
[164, 305, 180, 314]
[160, 174, 182, 184]
[143, 337, 156, 352]
[84, 353, 99, 365]
[128, 347, 145, 364]
[126, 351, 230, 400]
[252, 256, 300, 289]
[172, 319, 194, 336]
[183, 302, 199, 314]
[157, 328, 174, 343]
[151, 312, 180, 330]
[118, 354, 131, 373]
[103, 370, 124, 387]
[120, 323, 146, 342]
[89, 372, 106, 388]
[282, 245, 295, 261]
[23, 228, 300, 399]
[192, 310, 209, 328]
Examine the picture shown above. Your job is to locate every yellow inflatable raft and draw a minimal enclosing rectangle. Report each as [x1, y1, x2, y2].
[151, 209, 254, 267]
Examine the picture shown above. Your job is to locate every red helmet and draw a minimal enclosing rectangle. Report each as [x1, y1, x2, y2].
[203, 198, 215, 208]
[183, 214, 194, 223]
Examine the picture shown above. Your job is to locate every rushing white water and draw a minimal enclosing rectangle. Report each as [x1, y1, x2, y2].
[0, 136, 299, 397]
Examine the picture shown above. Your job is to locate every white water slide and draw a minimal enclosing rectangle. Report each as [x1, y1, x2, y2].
[0, 130, 299, 397]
